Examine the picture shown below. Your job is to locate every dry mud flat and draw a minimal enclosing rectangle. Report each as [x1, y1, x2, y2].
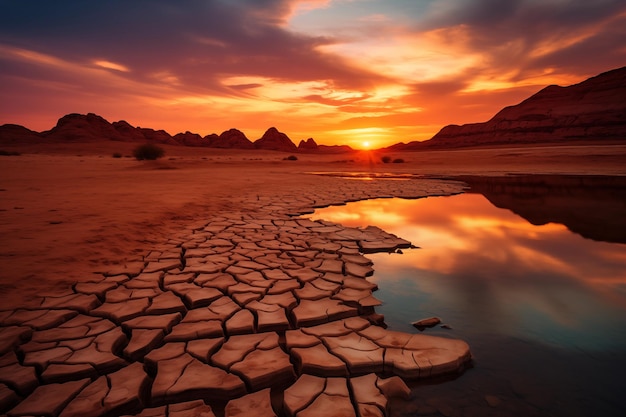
[0, 167, 471, 417]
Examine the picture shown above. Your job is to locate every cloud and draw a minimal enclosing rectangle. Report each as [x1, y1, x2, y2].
[93, 60, 130, 72]
[419, 0, 626, 78]
[527, 11, 626, 76]
[1, 0, 624, 145]
[303, 93, 372, 107]
[0, 0, 395, 137]
[0, 0, 386, 93]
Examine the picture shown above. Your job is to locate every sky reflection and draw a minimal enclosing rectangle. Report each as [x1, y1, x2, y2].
[309, 193, 626, 351]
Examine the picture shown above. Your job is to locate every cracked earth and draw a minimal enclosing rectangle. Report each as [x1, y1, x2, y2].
[1, 176, 472, 417]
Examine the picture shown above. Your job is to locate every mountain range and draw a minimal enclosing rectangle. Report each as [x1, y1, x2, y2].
[388, 66, 626, 150]
[1, 66, 625, 152]
[0, 113, 351, 153]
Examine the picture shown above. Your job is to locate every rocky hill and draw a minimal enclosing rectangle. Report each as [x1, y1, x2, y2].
[47, 113, 128, 142]
[209, 129, 255, 149]
[173, 131, 207, 147]
[2, 66, 625, 152]
[460, 175, 626, 244]
[254, 127, 298, 152]
[0, 124, 41, 143]
[297, 138, 353, 153]
[298, 138, 318, 151]
[394, 66, 626, 150]
[0, 114, 329, 152]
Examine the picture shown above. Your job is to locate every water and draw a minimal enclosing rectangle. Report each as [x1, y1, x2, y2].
[309, 176, 626, 417]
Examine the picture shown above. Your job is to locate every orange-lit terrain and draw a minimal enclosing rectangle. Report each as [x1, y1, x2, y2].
[1, 70, 626, 416]
[2, 2, 626, 148]
[1, 141, 625, 416]
[2, 1, 626, 416]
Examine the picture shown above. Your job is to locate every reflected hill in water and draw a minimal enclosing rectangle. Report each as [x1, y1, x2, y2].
[458, 175, 626, 244]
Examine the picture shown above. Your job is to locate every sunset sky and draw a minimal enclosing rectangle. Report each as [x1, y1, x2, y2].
[1, 0, 625, 148]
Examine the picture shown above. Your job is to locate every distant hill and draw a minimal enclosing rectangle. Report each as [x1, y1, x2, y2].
[297, 138, 354, 154]
[2, 66, 625, 152]
[254, 127, 298, 152]
[0, 113, 354, 153]
[0, 124, 41, 144]
[207, 129, 255, 149]
[390, 66, 626, 150]
[461, 175, 626, 244]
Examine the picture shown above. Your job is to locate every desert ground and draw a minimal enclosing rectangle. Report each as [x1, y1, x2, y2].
[2, 141, 624, 303]
[1, 141, 625, 416]
[1, 141, 622, 307]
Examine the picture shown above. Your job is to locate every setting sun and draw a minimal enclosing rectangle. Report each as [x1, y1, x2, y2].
[0, 3, 625, 417]
[1, 1, 622, 147]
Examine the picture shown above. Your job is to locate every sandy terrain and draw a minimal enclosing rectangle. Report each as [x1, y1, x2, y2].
[1, 141, 625, 309]
[1, 140, 625, 416]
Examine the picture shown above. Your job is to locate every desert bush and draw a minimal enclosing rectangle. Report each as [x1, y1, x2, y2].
[392, 158, 405, 163]
[132, 143, 165, 161]
[283, 155, 298, 161]
[381, 156, 391, 163]
[112, 152, 123, 158]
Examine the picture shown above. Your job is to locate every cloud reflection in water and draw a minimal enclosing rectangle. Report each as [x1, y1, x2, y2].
[310, 193, 626, 351]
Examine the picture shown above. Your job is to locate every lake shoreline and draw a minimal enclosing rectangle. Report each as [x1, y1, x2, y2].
[1, 144, 625, 416]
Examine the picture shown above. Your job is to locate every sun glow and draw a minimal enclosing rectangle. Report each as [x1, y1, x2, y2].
[2, 1, 622, 145]
[325, 127, 391, 149]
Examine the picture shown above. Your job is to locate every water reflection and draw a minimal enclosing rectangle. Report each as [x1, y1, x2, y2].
[309, 180, 626, 416]
[310, 193, 626, 350]
[459, 174, 626, 244]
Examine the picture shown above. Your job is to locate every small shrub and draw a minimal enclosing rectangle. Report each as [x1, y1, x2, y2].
[133, 143, 165, 161]
[283, 155, 298, 161]
[392, 158, 405, 163]
[112, 152, 123, 158]
[381, 156, 391, 163]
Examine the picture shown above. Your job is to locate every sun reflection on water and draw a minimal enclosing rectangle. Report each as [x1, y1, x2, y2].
[309, 193, 626, 349]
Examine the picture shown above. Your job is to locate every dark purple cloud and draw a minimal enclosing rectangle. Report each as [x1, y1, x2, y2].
[424, 0, 625, 34]
[409, 78, 471, 97]
[528, 18, 626, 77]
[1, 0, 624, 142]
[421, 0, 626, 78]
[0, 0, 386, 94]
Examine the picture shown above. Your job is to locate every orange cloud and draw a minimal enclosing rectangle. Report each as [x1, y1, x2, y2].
[1, 1, 625, 146]
[93, 60, 130, 73]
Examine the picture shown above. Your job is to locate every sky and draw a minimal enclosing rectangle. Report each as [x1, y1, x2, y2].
[1, 0, 625, 148]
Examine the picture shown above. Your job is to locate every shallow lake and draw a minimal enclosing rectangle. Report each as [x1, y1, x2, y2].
[309, 175, 626, 417]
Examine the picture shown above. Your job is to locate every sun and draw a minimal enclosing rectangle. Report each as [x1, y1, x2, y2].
[362, 141, 371, 149]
